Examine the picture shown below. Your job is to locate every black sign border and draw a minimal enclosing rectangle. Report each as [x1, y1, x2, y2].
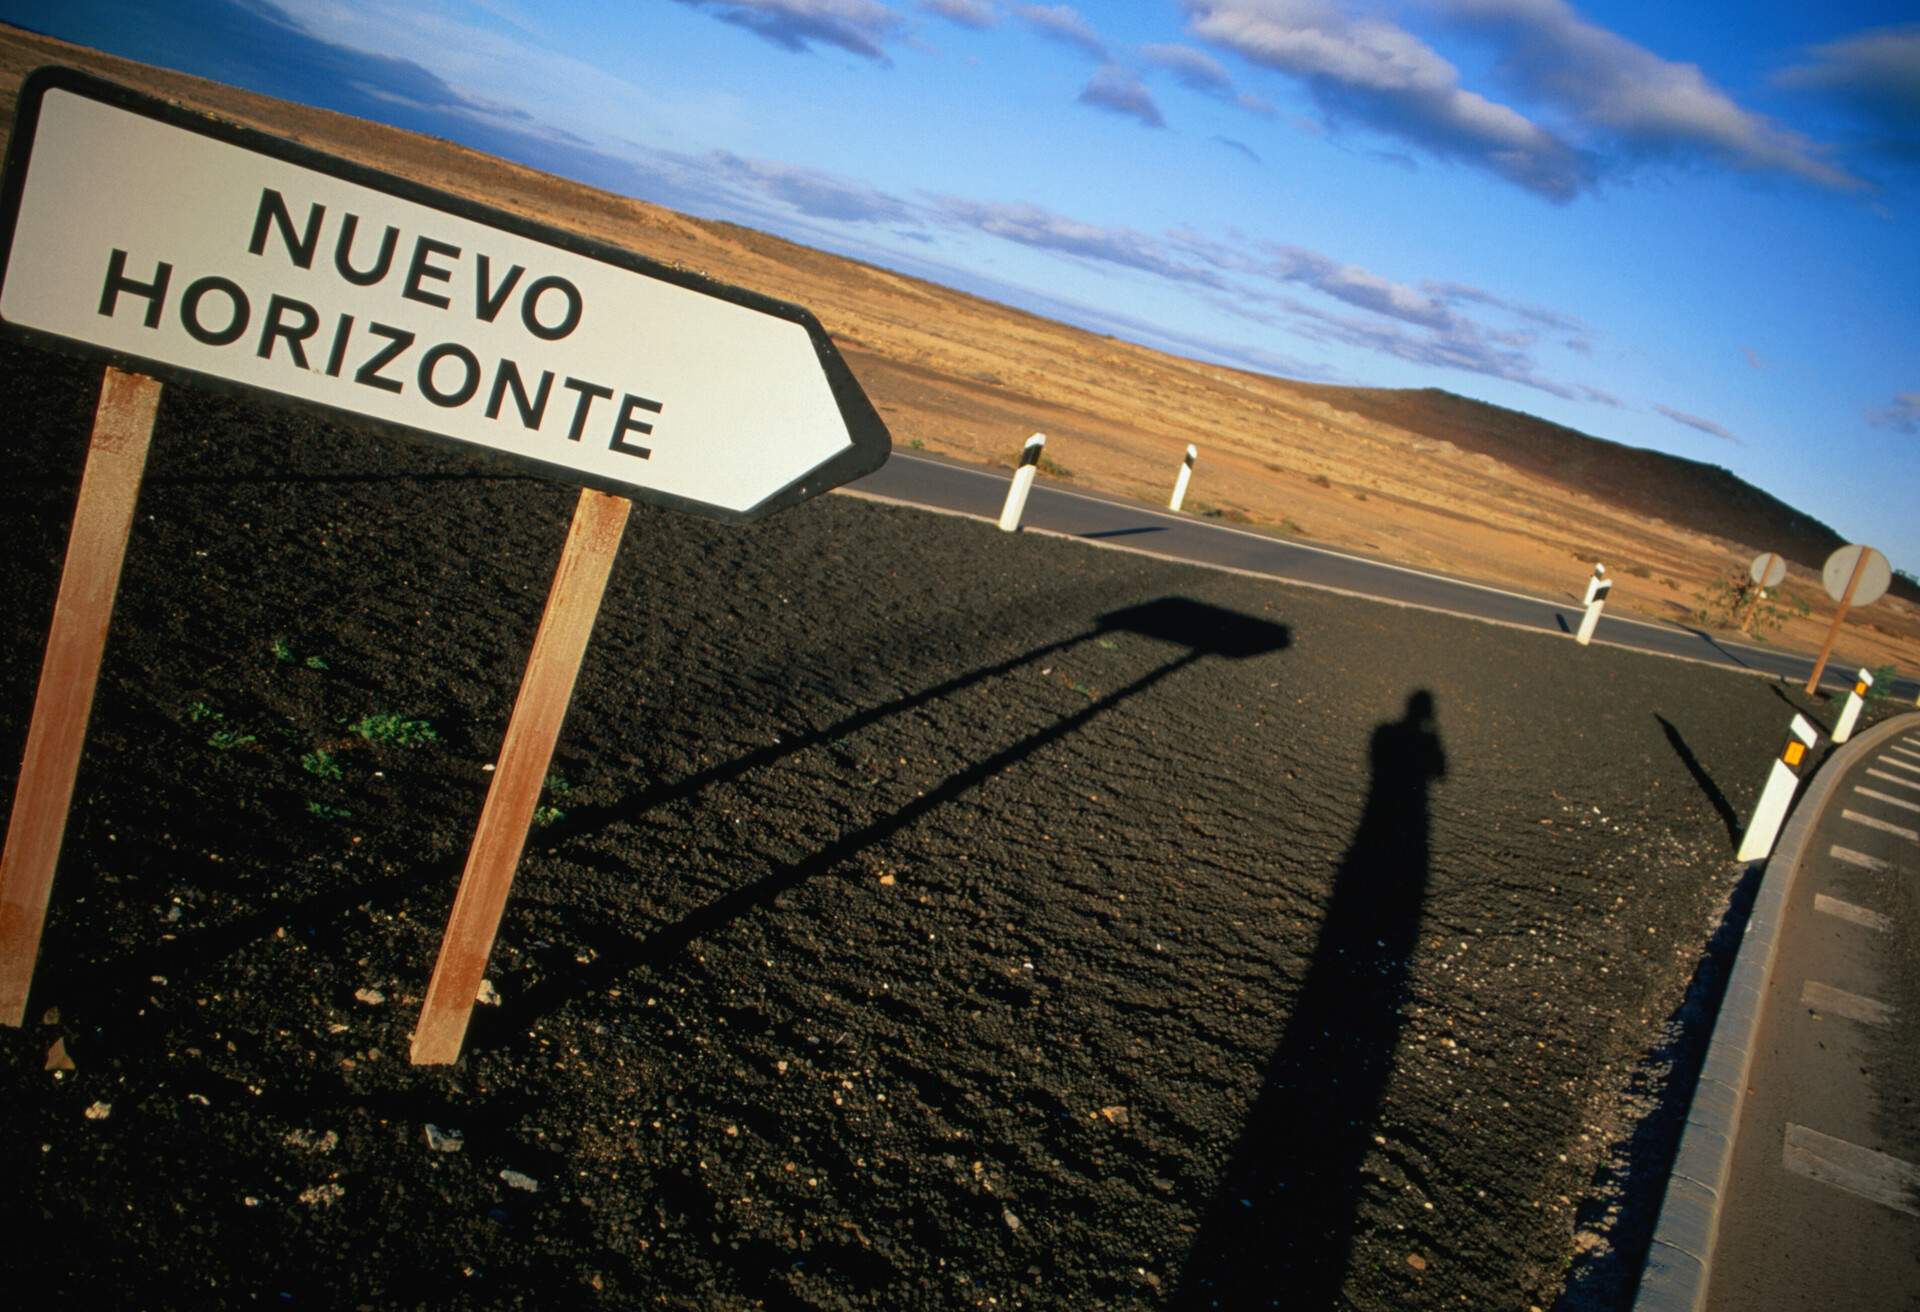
[0, 65, 891, 523]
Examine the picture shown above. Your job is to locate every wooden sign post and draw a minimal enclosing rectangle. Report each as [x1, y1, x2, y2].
[0, 368, 159, 1024]
[0, 68, 888, 1046]
[1804, 544, 1890, 694]
[411, 488, 629, 1064]
[1741, 551, 1784, 635]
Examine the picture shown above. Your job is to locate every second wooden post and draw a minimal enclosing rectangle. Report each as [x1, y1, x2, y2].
[411, 487, 632, 1065]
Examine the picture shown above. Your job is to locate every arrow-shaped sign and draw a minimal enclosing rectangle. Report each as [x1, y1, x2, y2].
[0, 67, 890, 1049]
[0, 67, 889, 519]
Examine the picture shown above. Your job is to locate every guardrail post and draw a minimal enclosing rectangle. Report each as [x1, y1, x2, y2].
[1736, 713, 1819, 861]
[998, 433, 1045, 532]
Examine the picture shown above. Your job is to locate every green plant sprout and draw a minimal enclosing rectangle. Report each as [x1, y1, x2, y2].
[347, 713, 439, 747]
[300, 749, 343, 780]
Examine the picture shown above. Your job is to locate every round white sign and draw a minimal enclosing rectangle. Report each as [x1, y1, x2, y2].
[1821, 545, 1891, 606]
[1748, 552, 1787, 588]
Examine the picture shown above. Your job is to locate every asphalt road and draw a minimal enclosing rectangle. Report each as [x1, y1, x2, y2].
[849, 452, 1920, 700]
[1703, 719, 1920, 1310]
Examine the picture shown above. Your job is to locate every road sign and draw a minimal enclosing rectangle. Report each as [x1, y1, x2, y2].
[0, 68, 890, 1050]
[1806, 544, 1890, 693]
[1821, 545, 1890, 607]
[1748, 552, 1786, 588]
[0, 67, 888, 520]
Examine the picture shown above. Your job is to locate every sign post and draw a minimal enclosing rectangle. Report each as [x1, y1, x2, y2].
[411, 487, 629, 1064]
[0, 68, 888, 1045]
[1742, 551, 1785, 635]
[1804, 545, 1890, 694]
[0, 367, 160, 1025]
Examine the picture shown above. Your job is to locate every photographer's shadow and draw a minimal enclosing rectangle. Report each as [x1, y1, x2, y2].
[1176, 691, 1446, 1307]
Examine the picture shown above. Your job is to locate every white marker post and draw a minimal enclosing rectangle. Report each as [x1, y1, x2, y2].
[0, 69, 890, 1056]
[1832, 668, 1872, 744]
[1736, 714, 1819, 861]
[999, 432, 1045, 532]
[1576, 563, 1610, 646]
[1169, 444, 1197, 512]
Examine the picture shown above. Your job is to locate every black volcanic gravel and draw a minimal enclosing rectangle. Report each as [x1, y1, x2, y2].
[0, 340, 1878, 1309]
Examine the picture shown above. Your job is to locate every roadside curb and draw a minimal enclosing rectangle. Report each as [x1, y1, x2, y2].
[1632, 708, 1920, 1311]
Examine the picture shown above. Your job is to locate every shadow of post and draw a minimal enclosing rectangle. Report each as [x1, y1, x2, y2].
[482, 598, 1292, 1042]
[1655, 714, 1741, 849]
[1175, 691, 1446, 1308]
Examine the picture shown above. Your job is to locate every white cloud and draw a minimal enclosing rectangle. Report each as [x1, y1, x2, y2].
[1867, 391, 1920, 434]
[1654, 403, 1741, 444]
[1078, 66, 1167, 128]
[1013, 4, 1108, 59]
[1775, 23, 1920, 164]
[1181, 0, 1588, 200]
[919, 0, 997, 29]
[669, 0, 905, 62]
[1442, 0, 1865, 189]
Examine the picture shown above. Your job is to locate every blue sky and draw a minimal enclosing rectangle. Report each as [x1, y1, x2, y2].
[7, 0, 1918, 572]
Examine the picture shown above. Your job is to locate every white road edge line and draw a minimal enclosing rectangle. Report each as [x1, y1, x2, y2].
[1856, 786, 1920, 814]
[1830, 845, 1892, 872]
[1782, 1124, 1920, 1217]
[1801, 979, 1894, 1026]
[838, 489, 1810, 682]
[845, 464, 1897, 690]
[883, 455, 1848, 659]
[1867, 768, 1920, 793]
[1813, 893, 1893, 932]
[1842, 809, 1920, 842]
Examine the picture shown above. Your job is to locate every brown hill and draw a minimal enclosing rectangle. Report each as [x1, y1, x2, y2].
[1302, 384, 1917, 604]
[1, 26, 1915, 667]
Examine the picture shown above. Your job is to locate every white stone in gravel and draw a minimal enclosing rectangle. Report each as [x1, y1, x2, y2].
[501, 1169, 540, 1192]
[425, 1124, 465, 1153]
[354, 988, 385, 1005]
[476, 979, 502, 1006]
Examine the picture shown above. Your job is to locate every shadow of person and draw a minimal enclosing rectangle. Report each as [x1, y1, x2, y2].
[1175, 691, 1445, 1309]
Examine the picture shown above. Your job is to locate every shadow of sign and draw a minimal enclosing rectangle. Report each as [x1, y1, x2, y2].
[1674, 625, 1753, 670]
[481, 598, 1290, 1042]
[1175, 690, 1446, 1307]
[1079, 526, 1168, 541]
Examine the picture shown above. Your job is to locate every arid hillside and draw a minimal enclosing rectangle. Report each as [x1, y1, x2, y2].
[3, 26, 1915, 671]
[1296, 384, 1910, 592]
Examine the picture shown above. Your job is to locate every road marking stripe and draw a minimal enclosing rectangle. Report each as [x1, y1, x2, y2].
[1843, 809, 1919, 841]
[1857, 785, 1920, 814]
[1867, 768, 1920, 794]
[1830, 846, 1892, 872]
[1813, 894, 1893, 932]
[1801, 979, 1894, 1025]
[879, 456, 1878, 682]
[1880, 754, 1920, 777]
[1782, 1125, 1920, 1217]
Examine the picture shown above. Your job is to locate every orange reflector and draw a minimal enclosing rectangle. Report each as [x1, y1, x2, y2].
[1784, 742, 1806, 767]
[1854, 682, 1867, 696]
